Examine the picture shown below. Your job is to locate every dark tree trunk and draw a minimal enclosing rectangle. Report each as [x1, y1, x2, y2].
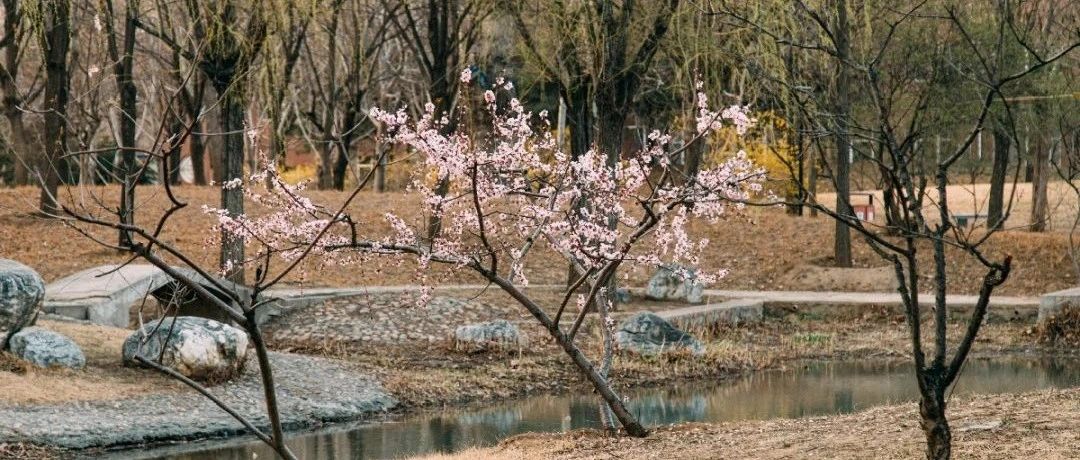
[374, 144, 387, 192]
[105, 0, 140, 247]
[808, 142, 819, 217]
[5, 112, 28, 185]
[0, 0, 29, 186]
[833, 0, 853, 267]
[988, 127, 1010, 229]
[683, 133, 705, 180]
[317, 141, 334, 190]
[879, 138, 904, 233]
[167, 117, 184, 185]
[1030, 137, 1049, 232]
[216, 86, 246, 284]
[566, 86, 592, 160]
[596, 110, 625, 170]
[38, 0, 71, 216]
[332, 142, 349, 190]
[486, 274, 647, 437]
[918, 382, 951, 460]
[191, 126, 208, 185]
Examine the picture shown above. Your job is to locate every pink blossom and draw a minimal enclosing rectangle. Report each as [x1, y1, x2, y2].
[210, 72, 767, 301]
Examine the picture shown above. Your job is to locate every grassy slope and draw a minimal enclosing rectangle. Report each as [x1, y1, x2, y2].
[0, 184, 1074, 295]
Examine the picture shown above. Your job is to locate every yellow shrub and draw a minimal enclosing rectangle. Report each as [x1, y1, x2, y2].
[703, 111, 797, 196]
[278, 164, 317, 185]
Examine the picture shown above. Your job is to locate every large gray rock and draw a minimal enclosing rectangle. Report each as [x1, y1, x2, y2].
[645, 264, 704, 303]
[453, 320, 527, 352]
[123, 316, 250, 381]
[9, 327, 85, 369]
[616, 312, 704, 356]
[0, 259, 45, 349]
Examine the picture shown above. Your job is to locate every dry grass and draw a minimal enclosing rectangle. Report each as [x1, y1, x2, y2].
[0, 442, 60, 460]
[1036, 307, 1080, 346]
[415, 388, 1080, 460]
[0, 184, 1076, 296]
[0, 320, 182, 404]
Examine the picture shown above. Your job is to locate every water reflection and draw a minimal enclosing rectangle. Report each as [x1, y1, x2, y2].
[102, 357, 1079, 460]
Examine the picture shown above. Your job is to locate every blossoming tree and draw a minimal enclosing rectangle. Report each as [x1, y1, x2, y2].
[210, 73, 765, 436]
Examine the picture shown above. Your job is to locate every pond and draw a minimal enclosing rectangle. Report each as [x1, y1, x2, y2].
[99, 356, 1079, 460]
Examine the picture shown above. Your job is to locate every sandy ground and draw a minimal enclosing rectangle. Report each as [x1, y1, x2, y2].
[417, 388, 1080, 460]
[0, 319, 182, 404]
[818, 180, 1080, 232]
[0, 184, 1077, 296]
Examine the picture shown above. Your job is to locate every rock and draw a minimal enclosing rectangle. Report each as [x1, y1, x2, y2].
[453, 320, 526, 352]
[656, 299, 764, 331]
[123, 316, 250, 381]
[0, 259, 45, 349]
[614, 287, 632, 304]
[8, 327, 85, 369]
[645, 264, 704, 303]
[615, 312, 704, 356]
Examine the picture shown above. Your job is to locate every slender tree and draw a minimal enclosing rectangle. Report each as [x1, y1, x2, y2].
[36, 0, 71, 215]
[0, 0, 41, 187]
[139, 0, 269, 283]
[100, 0, 139, 246]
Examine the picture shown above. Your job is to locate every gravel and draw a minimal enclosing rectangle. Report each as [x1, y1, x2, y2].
[0, 351, 397, 449]
[265, 292, 529, 345]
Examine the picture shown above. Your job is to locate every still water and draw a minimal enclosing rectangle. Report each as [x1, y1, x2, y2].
[102, 357, 1079, 460]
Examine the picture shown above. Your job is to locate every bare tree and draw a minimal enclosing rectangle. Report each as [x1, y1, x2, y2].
[261, 0, 311, 171]
[138, 0, 269, 283]
[36, 0, 72, 215]
[723, 2, 1077, 458]
[385, 0, 494, 237]
[297, 0, 395, 190]
[0, 0, 43, 187]
[100, 0, 140, 246]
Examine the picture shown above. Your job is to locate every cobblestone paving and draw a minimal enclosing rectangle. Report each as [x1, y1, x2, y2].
[264, 293, 532, 345]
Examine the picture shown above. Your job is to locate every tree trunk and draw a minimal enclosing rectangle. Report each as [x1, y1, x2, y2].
[374, 145, 387, 192]
[191, 127, 208, 185]
[683, 133, 705, 181]
[268, 102, 287, 170]
[1029, 137, 1049, 232]
[167, 116, 184, 185]
[988, 127, 1010, 229]
[566, 86, 592, 160]
[217, 89, 246, 284]
[488, 274, 647, 437]
[332, 143, 349, 190]
[833, 0, 853, 267]
[6, 112, 29, 185]
[316, 141, 334, 190]
[38, 0, 71, 216]
[107, 0, 140, 247]
[808, 143, 818, 217]
[918, 383, 952, 460]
